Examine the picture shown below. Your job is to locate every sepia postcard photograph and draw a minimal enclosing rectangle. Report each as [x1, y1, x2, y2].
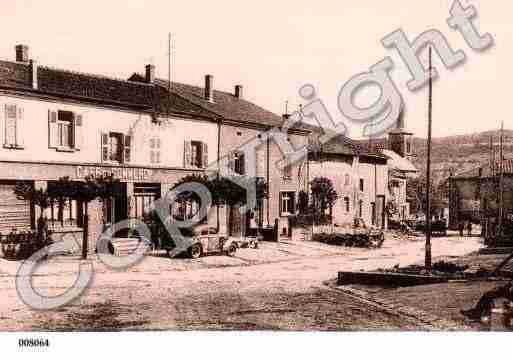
[0, 0, 511, 357]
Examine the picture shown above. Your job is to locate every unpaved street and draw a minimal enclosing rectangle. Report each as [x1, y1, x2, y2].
[0, 235, 482, 331]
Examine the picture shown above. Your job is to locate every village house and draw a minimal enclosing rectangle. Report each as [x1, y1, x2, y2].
[308, 134, 388, 228]
[449, 159, 513, 242]
[307, 116, 417, 229]
[127, 75, 310, 239]
[383, 116, 418, 222]
[0, 44, 309, 254]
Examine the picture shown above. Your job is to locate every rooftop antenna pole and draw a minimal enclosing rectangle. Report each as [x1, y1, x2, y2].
[425, 46, 433, 272]
[499, 121, 504, 239]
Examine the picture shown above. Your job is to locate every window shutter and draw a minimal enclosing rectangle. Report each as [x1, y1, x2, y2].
[202, 142, 208, 168]
[124, 135, 132, 163]
[101, 132, 109, 162]
[4, 105, 16, 146]
[228, 152, 235, 171]
[279, 193, 283, 215]
[48, 110, 58, 148]
[184, 140, 192, 167]
[291, 192, 296, 214]
[15, 107, 24, 148]
[73, 114, 83, 150]
[240, 153, 245, 175]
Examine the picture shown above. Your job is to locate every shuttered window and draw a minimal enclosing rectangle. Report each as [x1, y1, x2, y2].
[150, 137, 162, 164]
[283, 164, 292, 180]
[280, 191, 295, 216]
[101, 132, 131, 164]
[4, 104, 23, 148]
[48, 110, 82, 151]
[184, 140, 208, 168]
[234, 151, 245, 175]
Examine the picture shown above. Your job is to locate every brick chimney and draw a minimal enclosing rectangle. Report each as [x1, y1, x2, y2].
[205, 74, 214, 102]
[234, 85, 243, 99]
[30, 59, 38, 90]
[145, 64, 155, 84]
[16, 44, 29, 63]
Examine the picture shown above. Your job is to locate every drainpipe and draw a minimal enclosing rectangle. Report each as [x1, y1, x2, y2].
[266, 137, 270, 226]
[216, 120, 221, 232]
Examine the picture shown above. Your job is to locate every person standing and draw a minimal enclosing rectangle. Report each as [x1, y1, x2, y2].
[467, 221, 473, 237]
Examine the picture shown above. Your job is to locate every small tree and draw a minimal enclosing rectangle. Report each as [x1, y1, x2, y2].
[310, 177, 338, 221]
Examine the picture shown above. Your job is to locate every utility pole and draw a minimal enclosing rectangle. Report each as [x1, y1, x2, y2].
[425, 46, 433, 271]
[499, 121, 504, 238]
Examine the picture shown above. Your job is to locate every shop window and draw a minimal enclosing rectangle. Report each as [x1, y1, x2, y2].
[358, 200, 363, 218]
[134, 183, 161, 218]
[3, 104, 24, 149]
[46, 182, 81, 228]
[150, 137, 162, 164]
[102, 132, 131, 163]
[280, 191, 295, 216]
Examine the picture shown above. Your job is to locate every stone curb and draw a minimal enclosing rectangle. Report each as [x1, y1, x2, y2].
[331, 284, 470, 331]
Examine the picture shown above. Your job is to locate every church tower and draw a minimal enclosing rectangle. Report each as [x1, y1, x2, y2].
[388, 109, 414, 160]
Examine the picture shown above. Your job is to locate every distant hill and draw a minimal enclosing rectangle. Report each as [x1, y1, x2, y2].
[359, 129, 513, 184]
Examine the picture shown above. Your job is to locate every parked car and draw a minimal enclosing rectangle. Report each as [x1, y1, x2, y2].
[233, 235, 260, 249]
[164, 225, 238, 259]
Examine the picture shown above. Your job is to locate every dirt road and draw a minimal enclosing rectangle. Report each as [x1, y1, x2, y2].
[0, 235, 483, 331]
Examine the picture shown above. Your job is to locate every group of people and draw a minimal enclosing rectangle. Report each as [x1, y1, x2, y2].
[458, 221, 473, 237]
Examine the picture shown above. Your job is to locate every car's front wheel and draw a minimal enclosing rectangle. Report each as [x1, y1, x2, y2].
[189, 244, 202, 259]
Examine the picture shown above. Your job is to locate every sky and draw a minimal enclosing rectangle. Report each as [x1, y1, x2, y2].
[0, 0, 510, 139]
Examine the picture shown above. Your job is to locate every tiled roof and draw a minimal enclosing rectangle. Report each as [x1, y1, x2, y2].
[129, 73, 297, 129]
[0, 60, 214, 117]
[453, 159, 513, 179]
[381, 149, 417, 172]
[307, 127, 386, 158]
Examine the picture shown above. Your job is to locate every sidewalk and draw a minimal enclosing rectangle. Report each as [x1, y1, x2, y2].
[340, 251, 512, 331]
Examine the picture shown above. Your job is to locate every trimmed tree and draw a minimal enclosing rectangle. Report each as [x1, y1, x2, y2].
[310, 177, 338, 223]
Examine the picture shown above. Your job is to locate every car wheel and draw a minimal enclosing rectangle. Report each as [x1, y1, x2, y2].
[226, 244, 237, 257]
[249, 240, 258, 249]
[189, 244, 202, 259]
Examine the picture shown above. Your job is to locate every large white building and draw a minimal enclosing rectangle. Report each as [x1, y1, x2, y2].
[0, 45, 309, 252]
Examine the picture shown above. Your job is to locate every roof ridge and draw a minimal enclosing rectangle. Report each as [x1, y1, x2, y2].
[39, 65, 155, 87]
[154, 77, 235, 97]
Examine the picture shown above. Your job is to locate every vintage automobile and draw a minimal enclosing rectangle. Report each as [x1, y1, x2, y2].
[165, 226, 238, 259]
[232, 227, 260, 249]
[233, 235, 260, 249]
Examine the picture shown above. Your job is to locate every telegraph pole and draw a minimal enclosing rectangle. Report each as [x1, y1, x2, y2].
[499, 121, 504, 238]
[425, 46, 433, 271]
